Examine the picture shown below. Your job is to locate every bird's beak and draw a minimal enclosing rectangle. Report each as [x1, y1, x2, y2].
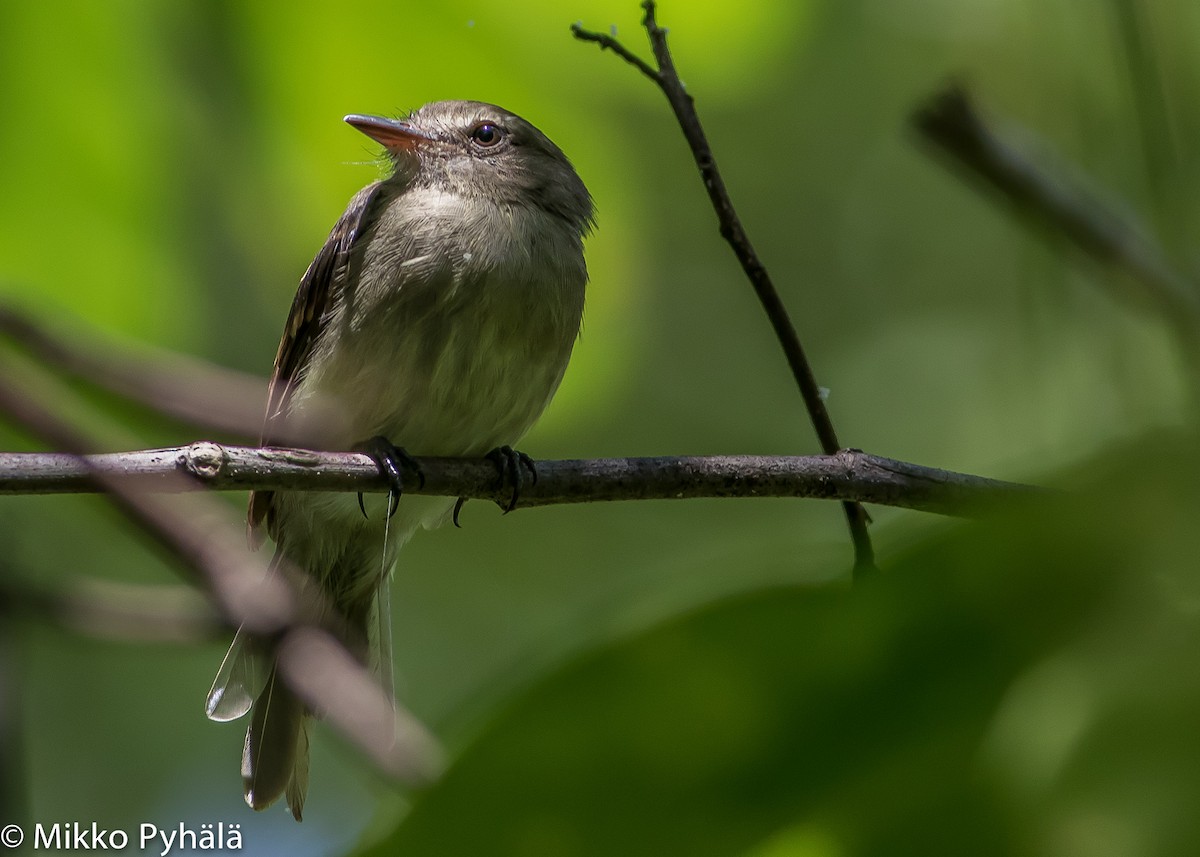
[344, 114, 436, 154]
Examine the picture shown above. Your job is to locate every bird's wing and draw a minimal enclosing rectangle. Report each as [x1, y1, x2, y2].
[248, 181, 388, 546]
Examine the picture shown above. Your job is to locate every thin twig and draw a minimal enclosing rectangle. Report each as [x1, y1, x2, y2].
[0, 442, 1043, 518]
[572, 2, 876, 577]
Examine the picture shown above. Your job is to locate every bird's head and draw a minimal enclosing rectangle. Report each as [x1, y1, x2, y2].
[345, 100, 594, 236]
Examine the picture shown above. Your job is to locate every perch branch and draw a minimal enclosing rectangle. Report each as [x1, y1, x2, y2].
[0, 442, 1042, 518]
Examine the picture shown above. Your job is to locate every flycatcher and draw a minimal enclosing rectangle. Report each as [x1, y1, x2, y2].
[204, 101, 593, 820]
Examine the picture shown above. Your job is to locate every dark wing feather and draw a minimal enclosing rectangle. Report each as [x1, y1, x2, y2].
[248, 181, 388, 546]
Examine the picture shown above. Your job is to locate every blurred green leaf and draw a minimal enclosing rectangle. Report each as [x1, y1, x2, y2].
[360, 430, 1200, 857]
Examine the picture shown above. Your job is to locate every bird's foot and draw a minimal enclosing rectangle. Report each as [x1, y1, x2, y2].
[357, 436, 425, 520]
[486, 446, 537, 514]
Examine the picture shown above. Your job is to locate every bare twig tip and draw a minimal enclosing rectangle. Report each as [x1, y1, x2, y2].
[570, 0, 877, 579]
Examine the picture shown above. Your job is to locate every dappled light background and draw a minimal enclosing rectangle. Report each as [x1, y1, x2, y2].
[2, 1, 1199, 855]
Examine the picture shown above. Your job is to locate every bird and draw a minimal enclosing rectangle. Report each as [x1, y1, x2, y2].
[204, 100, 594, 820]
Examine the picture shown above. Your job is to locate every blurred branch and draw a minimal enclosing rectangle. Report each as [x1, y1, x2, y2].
[1110, 0, 1180, 219]
[913, 84, 1200, 347]
[0, 577, 222, 644]
[0, 370, 293, 633]
[0, 373, 442, 786]
[279, 628, 443, 786]
[0, 566, 29, 829]
[571, 1, 877, 578]
[0, 442, 1041, 518]
[0, 304, 265, 441]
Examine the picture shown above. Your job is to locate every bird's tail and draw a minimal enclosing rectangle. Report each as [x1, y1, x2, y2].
[210, 507, 405, 820]
[242, 665, 309, 821]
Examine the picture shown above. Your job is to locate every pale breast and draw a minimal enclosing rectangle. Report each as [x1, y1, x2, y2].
[289, 187, 587, 457]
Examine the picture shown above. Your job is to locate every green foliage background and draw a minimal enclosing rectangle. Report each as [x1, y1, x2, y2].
[2, 1, 1199, 855]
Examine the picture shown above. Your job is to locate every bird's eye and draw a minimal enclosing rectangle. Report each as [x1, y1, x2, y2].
[470, 123, 504, 147]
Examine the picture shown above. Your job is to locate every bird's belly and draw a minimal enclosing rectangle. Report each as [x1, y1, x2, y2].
[271, 280, 577, 580]
[299, 279, 578, 457]
[343, 339, 560, 454]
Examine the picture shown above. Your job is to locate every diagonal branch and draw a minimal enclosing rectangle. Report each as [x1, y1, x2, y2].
[0, 442, 1043, 518]
[0, 576, 222, 644]
[572, 2, 876, 577]
[0, 304, 266, 441]
[912, 84, 1200, 353]
[0, 374, 442, 786]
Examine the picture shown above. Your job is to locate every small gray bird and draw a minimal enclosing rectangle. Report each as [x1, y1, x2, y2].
[204, 101, 593, 820]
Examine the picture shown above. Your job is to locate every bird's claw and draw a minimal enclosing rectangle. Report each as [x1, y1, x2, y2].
[486, 446, 536, 514]
[358, 436, 424, 520]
